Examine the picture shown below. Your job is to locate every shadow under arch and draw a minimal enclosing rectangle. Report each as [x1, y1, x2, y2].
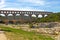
[8, 21, 14, 24]
[0, 20, 5, 24]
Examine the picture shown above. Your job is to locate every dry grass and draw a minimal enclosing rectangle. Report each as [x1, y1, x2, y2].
[0, 24, 54, 40]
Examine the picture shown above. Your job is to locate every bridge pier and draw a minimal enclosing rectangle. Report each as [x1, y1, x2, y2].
[29, 14, 32, 22]
[42, 14, 45, 17]
[4, 20, 9, 25]
[13, 14, 16, 20]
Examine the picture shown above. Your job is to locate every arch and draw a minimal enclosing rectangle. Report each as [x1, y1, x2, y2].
[8, 14, 13, 16]
[0, 14, 5, 16]
[24, 14, 29, 16]
[44, 14, 48, 17]
[38, 15, 42, 18]
[32, 14, 36, 17]
[16, 14, 20, 16]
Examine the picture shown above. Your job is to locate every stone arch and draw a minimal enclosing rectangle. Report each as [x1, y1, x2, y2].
[38, 14, 42, 18]
[44, 14, 48, 17]
[0, 14, 5, 16]
[7, 14, 14, 20]
[15, 14, 21, 20]
[32, 14, 36, 17]
[24, 14, 29, 16]
[8, 14, 13, 16]
[16, 14, 20, 16]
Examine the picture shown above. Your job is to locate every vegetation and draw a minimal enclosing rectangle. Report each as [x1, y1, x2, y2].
[36, 12, 60, 22]
[0, 25, 54, 40]
[29, 23, 33, 28]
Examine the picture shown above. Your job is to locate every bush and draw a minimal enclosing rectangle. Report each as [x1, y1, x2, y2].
[29, 23, 33, 28]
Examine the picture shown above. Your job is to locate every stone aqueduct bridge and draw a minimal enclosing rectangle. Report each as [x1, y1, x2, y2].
[0, 10, 52, 23]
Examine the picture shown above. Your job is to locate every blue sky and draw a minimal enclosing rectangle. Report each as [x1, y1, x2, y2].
[0, 0, 60, 12]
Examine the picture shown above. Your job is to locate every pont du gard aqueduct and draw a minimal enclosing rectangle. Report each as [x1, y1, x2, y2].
[0, 10, 52, 24]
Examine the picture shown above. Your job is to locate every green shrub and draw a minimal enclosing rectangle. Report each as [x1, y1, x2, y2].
[29, 23, 33, 28]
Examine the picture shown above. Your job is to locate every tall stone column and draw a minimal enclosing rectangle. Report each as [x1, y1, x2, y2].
[4, 14, 9, 25]
[13, 14, 16, 24]
[20, 14, 24, 23]
[42, 14, 45, 18]
[35, 14, 38, 22]
[13, 14, 16, 20]
[29, 14, 32, 22]
[47, 14, 49, 16]
[5, 14, 8, 20]
[36, 14, 38, 18]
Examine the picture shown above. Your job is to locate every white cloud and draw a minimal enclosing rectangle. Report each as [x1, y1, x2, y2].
[0, 0, 45, 11]
[0, 0, 5, 5]
[0, 0, 6, 9]
[17, 0, 46, 5]
[0, 7, 44, 11]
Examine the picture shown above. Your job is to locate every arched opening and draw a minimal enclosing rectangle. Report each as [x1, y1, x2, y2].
[0, 14, 6, 20]
[8, 21, 14, 24]
[8, 14, 13, 16]
[31, 14, 36, 21]
[8, 14, 13, 20]
[15, 14, 20, 20]
[32, 14, 36, 17]
[44, 14, 48, 17]
[38, 15, 42, 18]
[23, 14, 29, 20]
[24, 14, 29, 16]
[0, 20, 5, 24]
[16, 14, 20, 16]
[0, 14, 5, 17]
